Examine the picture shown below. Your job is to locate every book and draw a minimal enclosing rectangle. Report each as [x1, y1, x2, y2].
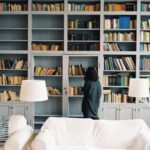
[104, 2, 136, 11]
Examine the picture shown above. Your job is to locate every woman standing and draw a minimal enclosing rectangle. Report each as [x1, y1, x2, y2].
[82, 67, 102, 119]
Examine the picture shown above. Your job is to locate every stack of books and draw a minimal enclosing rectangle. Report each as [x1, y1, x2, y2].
[0, 90, 19, 101]
[47, 87, 61, 95]
[69, 64, 85, 76]
[0, 59, 27, 70]
[0, 75, 27, 85]
[34, 66, 62, 75]
[69, 86, 83, 96]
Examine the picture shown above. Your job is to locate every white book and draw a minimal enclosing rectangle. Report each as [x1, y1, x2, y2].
[116, 58, 123, 70]
[119, 58, 127, 71]
[141, 31, 144, 42]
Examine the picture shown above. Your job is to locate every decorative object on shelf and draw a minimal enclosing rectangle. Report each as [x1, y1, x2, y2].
[47, 87, 61, 95]
[19, 80, 48, 102]
[128, 78, 149, 103]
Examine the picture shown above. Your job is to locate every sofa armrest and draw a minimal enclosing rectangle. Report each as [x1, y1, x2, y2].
[8, 115, 27, 136]
[4, 125, 33, 150]
[31, 129, 55, 150]
[133, 129, 150, 150]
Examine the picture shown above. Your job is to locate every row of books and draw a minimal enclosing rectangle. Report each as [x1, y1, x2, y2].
[68, 43, 99, 51]
[68, 33, 99, 41]
[104, 3, 136, 11]
[68, 20, 99, 29]
[0, 75, 27, 85]
[68, 86, 83, 96]
[140, 44, 150, 52]
[68, 3, 100, 11]
[104, 32, 136, 42]
[0, 59, 27, 70]
[69, 65, 85, 76]
[141, 31, 150, 42]
[104, 16, 136, 29]
[103, 73, 132, 86]
[32, 3, 64, 11]
[32, 43, 63, 51]
[0, 3, 27, 11]
[0, 90, 18, 101]
[141, 19, 150, 29]
[104, 56, 136, 71]
[140, 57, 150, 70]
[103, 43, 120, 51]
[34, 66, 62, 76]
[102, 89, 135, 103]
[141, 3, 150, 12]
[47, 87, 61, 95]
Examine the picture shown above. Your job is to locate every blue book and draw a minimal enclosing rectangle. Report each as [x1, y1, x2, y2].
[125, 16, 130, 29]
[119, 16, 124, 29]
[140, 44, 144, 51]
[119, 16, 131, 29]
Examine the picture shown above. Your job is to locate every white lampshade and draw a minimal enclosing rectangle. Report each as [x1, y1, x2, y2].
[128, 78, 149, 98]
[20, 80, 48, 102]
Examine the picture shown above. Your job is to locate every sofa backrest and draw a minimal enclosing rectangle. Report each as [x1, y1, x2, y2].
[93, 119, 148, 148]
[41, 117, 95, 145]
[41, 117, 149, 148]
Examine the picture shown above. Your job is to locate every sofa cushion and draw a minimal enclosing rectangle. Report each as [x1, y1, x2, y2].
[55, 145, 132, 150]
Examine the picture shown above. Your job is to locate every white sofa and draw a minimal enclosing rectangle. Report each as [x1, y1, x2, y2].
[32, 117, 150, 150]
[2, 115, 33, 150]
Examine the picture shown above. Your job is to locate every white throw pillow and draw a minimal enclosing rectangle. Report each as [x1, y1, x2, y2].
[8, 115, 27, 136]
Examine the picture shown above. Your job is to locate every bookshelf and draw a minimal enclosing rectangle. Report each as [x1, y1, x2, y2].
[0, 9, 28, 99]
[32, 14, 64, 52]
[67, 15, 100, 53]
[139, 0, 150, 105]
[0, 0, 150, 131]
[0, 0, 32, 130]
[31, 54, 63, 130]
[100, 0, 150, 126]
[0, 15, 28, 51]
[67, 55, 100, 117]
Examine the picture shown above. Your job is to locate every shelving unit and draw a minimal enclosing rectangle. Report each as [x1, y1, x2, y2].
[0, 0, 33, 132]
[67, 55, 100, 117]
[31, 54, 63, 130]
[32, 14, 64, 52]
[0, 10, 28, 101]
[0, 15, 28, 51]
[139, 0, 150, 105]
[0, 0, 150, 132]
[67, 15, 100, 52]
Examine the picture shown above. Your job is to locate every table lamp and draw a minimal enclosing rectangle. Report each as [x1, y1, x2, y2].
[128, 78, 149, 103]
[19, 80, 48, 102]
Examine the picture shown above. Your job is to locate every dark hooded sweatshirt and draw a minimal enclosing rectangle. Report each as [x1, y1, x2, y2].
[82, 79, 101, 119]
